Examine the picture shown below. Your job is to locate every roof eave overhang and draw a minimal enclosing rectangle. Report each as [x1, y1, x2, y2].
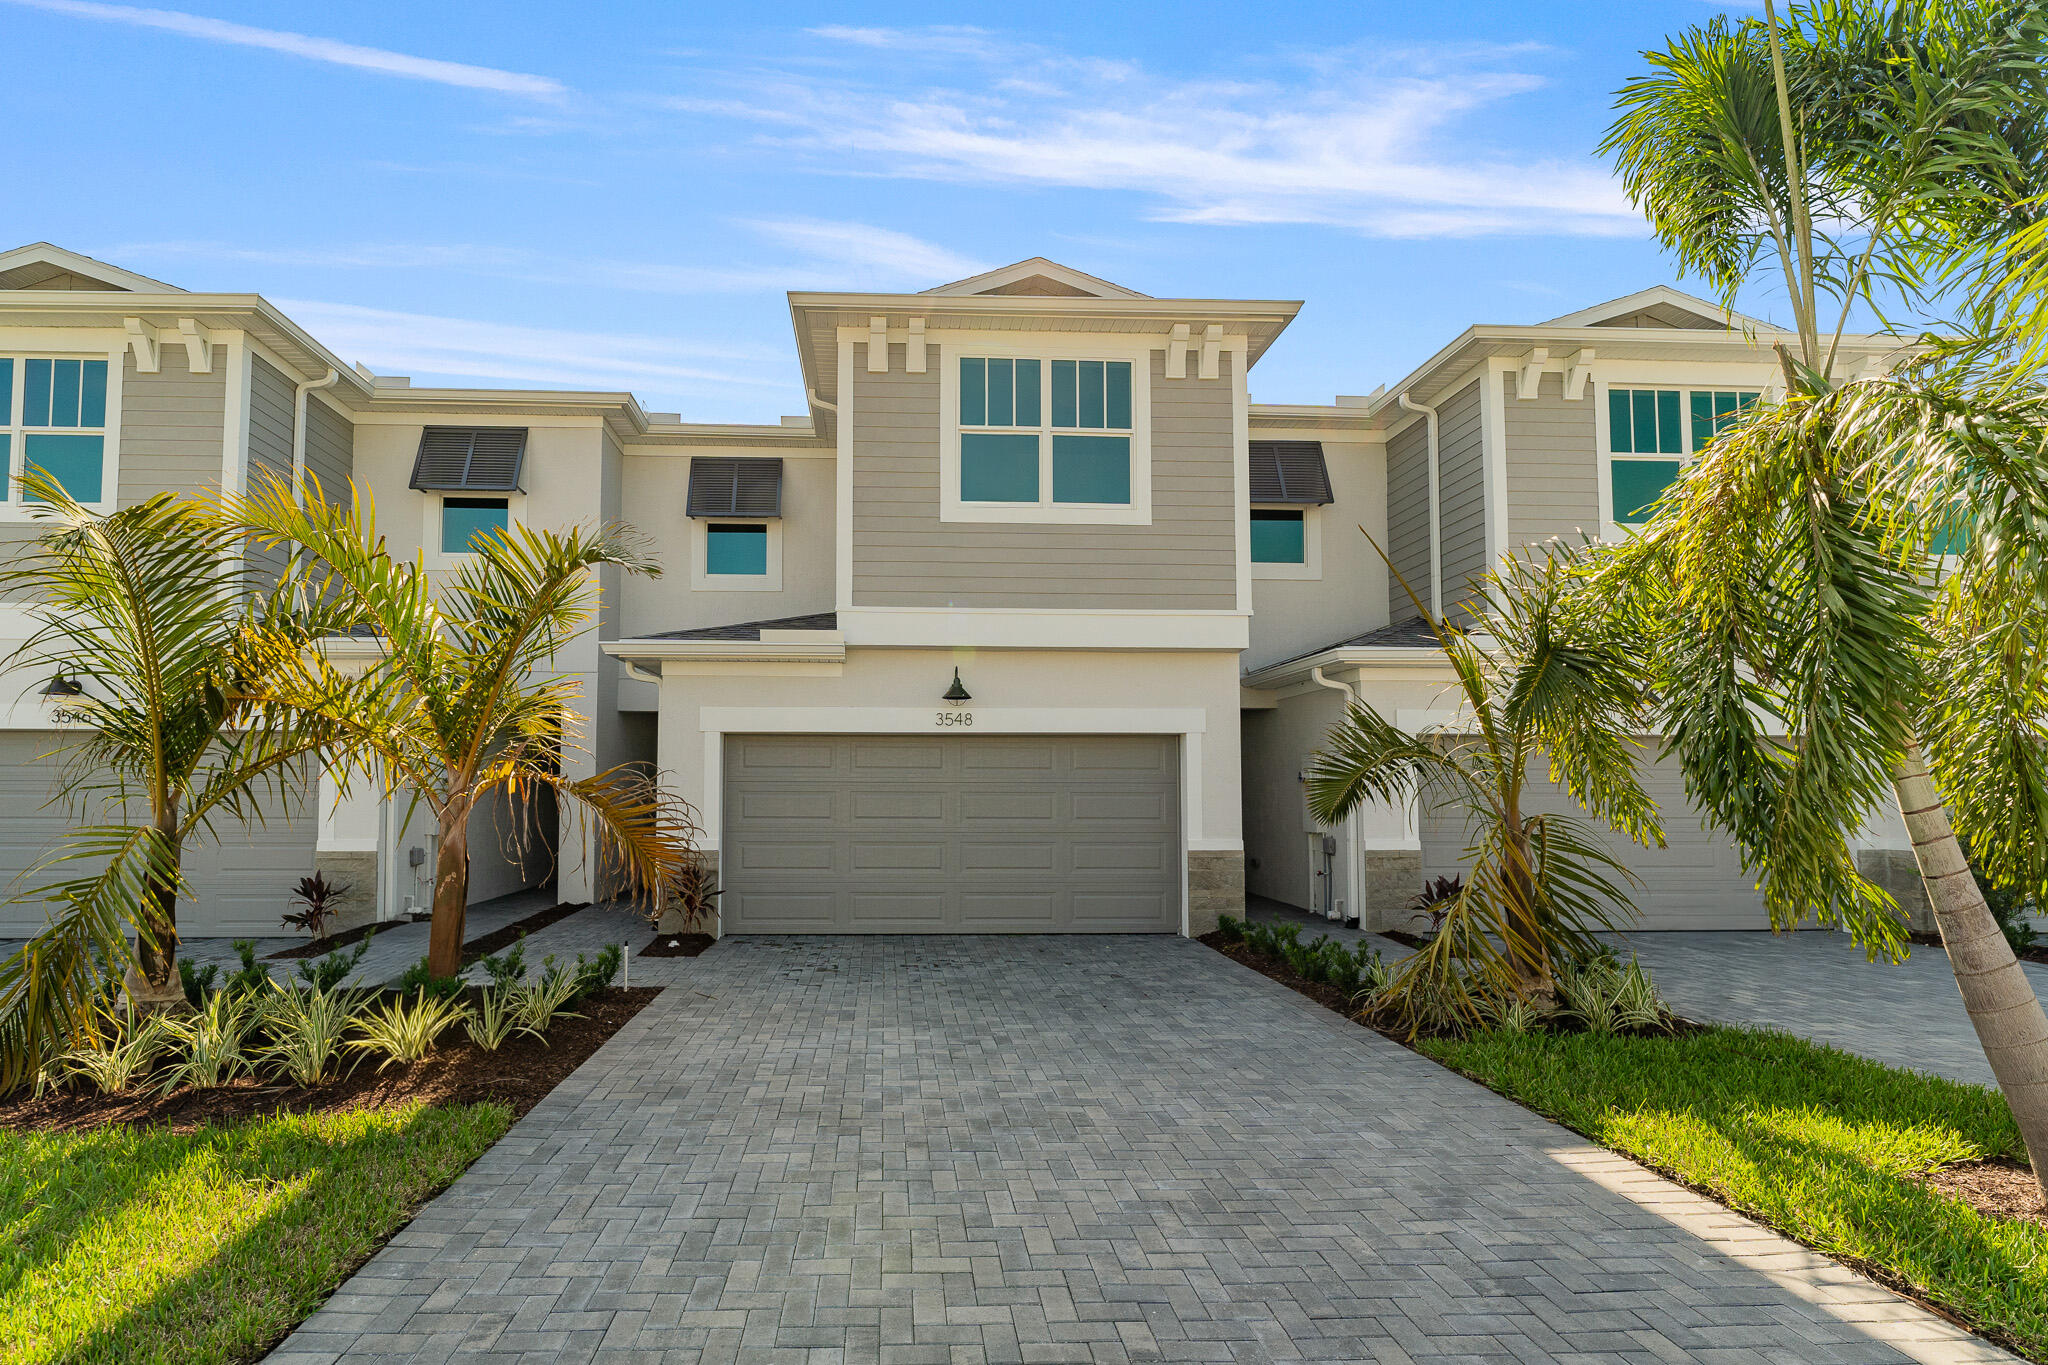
[1241, 645, 1456, 691]
[601, 638, 848, 665]
[789, 291, 1305, 414]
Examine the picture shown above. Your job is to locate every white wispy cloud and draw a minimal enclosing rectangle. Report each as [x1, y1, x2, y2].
[689, 29, 1635, 239]
[273, 299, 788, 395]
[4, 0, 566, 98]
[112, 220, 987, 294]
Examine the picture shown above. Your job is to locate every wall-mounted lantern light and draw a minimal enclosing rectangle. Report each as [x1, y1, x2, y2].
[943, 668, 971, 703]
[41, 674, 84, 698]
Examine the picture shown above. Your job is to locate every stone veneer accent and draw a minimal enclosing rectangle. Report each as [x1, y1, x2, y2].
[659, 850, 722, 935]
[1187, 850, 1244, 936]
[312, 850, 379, 935]
[1858, 847, 1933, 933]
[1362, 850, 1424, 932]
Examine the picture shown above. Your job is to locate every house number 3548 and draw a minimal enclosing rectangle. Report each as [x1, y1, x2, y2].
[934, 711, 973, 727]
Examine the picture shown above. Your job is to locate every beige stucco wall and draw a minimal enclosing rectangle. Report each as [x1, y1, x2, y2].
[651, 647, 1244, 863]
[1243, 435, 1388, 672]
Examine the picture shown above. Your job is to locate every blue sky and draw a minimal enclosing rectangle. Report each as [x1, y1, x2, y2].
[2, 0, 1768, 422]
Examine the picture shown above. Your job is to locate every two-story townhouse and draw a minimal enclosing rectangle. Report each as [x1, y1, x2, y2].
[0, 243, 1933, 944]
[1237, 285, 1928, 934]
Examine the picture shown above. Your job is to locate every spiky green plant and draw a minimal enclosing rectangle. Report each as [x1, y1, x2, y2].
[157, 989, 256, 1093]
[258, 981, 366, 1086]
[348, 992, 469, 1072]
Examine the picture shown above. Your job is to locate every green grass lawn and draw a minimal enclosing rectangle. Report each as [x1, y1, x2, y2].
[1424, 1026, 2047, 1356]
[0, 1101, 510, 1364]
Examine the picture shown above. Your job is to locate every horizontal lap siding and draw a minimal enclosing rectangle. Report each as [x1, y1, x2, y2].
[247, 356, 295, 581]
[118, 348, 226, 504]
[304, 394, 354, 495]
[1505, 371, 1599, 546]
[850, 344, 1237, 610]
[1435, 379, 1487, 615]
[1384, 414, 1432, 623]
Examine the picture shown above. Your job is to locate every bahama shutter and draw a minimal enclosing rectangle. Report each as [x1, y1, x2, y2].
[686, 457, 785, 517]
[408, 427, 528, 491]
[1248, 440, 1334, 504]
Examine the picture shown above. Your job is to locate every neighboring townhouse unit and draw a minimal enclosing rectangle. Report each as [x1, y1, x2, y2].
[0, 244, 1929, 941]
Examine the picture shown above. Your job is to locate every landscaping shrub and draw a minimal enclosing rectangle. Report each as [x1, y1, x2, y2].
[393, 955, 465, 1002]
[46, 1008, 179, 1096]
[517, 964, 584, 1037]
[570, 944, 622, 1000]
[223, 939, 271, 997]
[1216, 914, 1247, 944]
[259, 983, 365, 1086]
[349, 993, 469, 1071]
[293, 931, 373, 993]
[479, 937, 528, 990]
[464, 983, 532, 1052]
[177, 958, 219, 1010]
[157, 991, 256, 1093]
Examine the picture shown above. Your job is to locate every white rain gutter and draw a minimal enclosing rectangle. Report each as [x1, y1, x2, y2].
[1397, 392, 1444, 618]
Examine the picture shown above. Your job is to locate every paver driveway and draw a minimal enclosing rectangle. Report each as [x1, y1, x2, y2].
[272, 935, 2009, 1364]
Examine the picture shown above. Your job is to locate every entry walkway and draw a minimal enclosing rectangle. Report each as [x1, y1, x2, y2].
[271, 935, 2008, 1363]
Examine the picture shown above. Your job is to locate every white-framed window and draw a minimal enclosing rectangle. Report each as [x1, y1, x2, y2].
[690, 515, 784, 591]
[421, 491, 523, 566]
[0, 353, 120, 513]
[1597, 383, 1761, 530]
[939, 343, 1153, 526]
[1250, 504, 1322, 580]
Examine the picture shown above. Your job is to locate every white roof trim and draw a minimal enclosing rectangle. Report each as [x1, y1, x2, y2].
[1541, 285, 1775, 333]
[0, 242, 184, 293]
[922, 257, 1149, 299]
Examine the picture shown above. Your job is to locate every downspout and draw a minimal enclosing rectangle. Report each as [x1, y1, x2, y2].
[291, 369, 342, 504]
[1397, 393, 1444, 619]
[1310, 666, 1363, 926]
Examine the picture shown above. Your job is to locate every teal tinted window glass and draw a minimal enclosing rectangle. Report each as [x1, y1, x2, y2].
[959, 357, 987, 427]
[79, 360, 106, 428]
[1689, 391, 1714, 451]
[1655, 390, 1681, 453]
[1250, 509, 1305, 563]
[1013, 359, 1040, 427]
[1105, 362, 1131, 429]
[1051, 434, 1129, 504]
[23, 434, 104, 503]
[1608, 388, 1631, 452]
[706, 523, 768, 575]
[1078, 361, 1104, 428]
[22, 359, 50, 427]
[440, 496, 508, 552]
[1692, 389, 1759, 449]
[1629, 389, 1655, 453]
[50, 360, 80, 428]
[0, 359, 12, 424]
[1611, 459, 1682, 523]
[0, 433, 10, 501]
[961, 432, 1039, 502]
[987, 358, 1014, 426]
[1051, 360, 1077, 428]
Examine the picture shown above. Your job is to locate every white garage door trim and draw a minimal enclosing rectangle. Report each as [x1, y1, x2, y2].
[698, 707, 1213, 935]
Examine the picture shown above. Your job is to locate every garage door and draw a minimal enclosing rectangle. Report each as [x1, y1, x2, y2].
[722, 733, 1181, 933]
[0, 732, 317, 937]
[1421, 746, 1769, 931]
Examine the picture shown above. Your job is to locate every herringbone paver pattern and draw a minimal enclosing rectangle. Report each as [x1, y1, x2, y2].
[268, 935, 2011, 1364]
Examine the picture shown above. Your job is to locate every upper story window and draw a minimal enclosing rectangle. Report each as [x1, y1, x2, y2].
[410, 426, 527, 561]
[1251, 509, 1305, 563]
[950, 355, 1148, 522]
[440, 496, 508, 552]
[1, 356, 111, 505]
[687, 456, 785, 591]
[1605, 386, 1759, 524]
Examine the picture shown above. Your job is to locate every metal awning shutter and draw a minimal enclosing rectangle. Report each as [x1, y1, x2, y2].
[1248, 440, 1333, 504]
[408, 428, 528, 492]
[686, 457, 784, 517]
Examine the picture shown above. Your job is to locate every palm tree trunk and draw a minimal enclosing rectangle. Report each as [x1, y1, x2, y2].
[426, 810, 470, 978]
[1895, 743, 2048, 1194]
[129, 813, 185, 1012]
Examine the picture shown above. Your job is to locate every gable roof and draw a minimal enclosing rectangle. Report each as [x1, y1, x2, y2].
[1540, 285, 1776, 333]
[0, 243, 184, 293]
[923, 257, 1150, 299]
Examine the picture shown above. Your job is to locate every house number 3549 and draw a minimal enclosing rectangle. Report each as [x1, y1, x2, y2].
[934, 711, 973, 727]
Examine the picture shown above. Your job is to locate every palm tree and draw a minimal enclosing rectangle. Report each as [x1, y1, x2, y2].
[1307, 547, 1661, 1031]
[0, 470, 337, 1085]
[1601, 0, 2048, 1185]
[222, 472, 699, 979]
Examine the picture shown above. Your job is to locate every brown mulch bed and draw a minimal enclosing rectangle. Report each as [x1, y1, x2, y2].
[267, 916, 419, 961]
[459, 900, 591, 966]
[641, 932, 717, 958]
[0, 986, 661, 1134]
[1917, 1160, 2048, 1230]
[1202, 932, 1366, 1018]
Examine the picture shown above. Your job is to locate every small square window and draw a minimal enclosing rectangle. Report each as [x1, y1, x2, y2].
[706, 523, 768, 576]
[1610, 459, 1684, 524]
[1251, 509, 1306, 564]
[441, 496, 508, 553]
